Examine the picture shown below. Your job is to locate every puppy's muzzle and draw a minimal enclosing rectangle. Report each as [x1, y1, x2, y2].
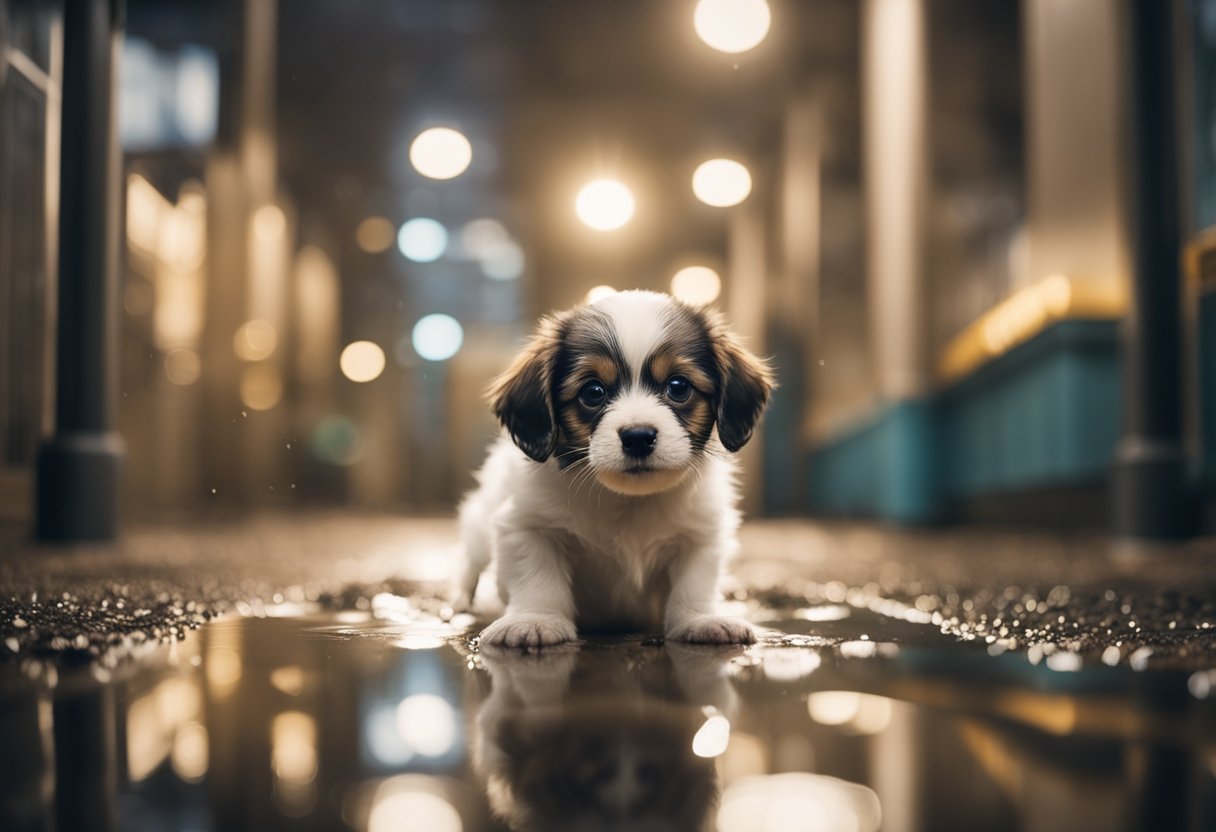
[619, 425, 658, 458]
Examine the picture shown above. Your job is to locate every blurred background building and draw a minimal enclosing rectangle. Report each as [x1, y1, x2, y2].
[1, 0, 1214, 537]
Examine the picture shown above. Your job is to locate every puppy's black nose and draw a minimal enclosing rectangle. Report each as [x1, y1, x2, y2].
[619, 426, 658, 458]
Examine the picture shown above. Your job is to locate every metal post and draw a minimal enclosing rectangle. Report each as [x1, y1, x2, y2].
[35, 0, 125, 540]
[1112, 0, 1192, 539]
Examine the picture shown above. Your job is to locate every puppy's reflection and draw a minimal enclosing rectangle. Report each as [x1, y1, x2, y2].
[474, 643, 742, 832]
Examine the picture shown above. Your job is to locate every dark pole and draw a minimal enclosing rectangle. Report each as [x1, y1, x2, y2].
[35, 0, 126, 541]
[1112, 0, 1193, 539]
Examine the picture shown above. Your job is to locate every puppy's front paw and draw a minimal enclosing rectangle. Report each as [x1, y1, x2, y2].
[668, 616, 756, 645]
[480, 613, 577, 648]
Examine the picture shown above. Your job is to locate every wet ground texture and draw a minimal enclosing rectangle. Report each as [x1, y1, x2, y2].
[3, 516, 1216, 831]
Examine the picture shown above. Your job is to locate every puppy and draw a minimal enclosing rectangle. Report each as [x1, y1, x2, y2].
[459, 290, 774, 647]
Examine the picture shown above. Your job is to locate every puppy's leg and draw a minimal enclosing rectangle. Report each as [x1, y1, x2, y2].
[480, 527, 577, 648]
[664, 547, 755, 645]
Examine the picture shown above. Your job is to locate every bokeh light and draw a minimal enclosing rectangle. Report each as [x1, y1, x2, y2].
[233, 319, 278, 361]
[369, 782, 462, 832]
[339, 341, 386, 383]
[694, 0, 772, 54]
[461, 218, 525, 280]
[164, 348, 201, 385]
[409, 127, 473, 180]
[461, 217, 509, 256]
[397, 218, 448, 262]
[692, 713, 731, 758]
[575, 179, 635, 230]
[356, 216, 397, 253]
[394, 694, 457, 757]
[412, 314, 464, 361]
[309, 416, 364, 466]
[585, 285, 618, 304]
[671, 266, 722, 305]
[239, 365, 283, 411]
[692, 158, 752, 206]
[253, 203, 286, 240]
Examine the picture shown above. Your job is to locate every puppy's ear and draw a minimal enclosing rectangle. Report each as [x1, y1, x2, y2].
[710, 321, 776, 452]
[487, 314, 563, 462]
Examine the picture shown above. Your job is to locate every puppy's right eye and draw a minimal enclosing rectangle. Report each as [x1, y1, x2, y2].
[578, 380, 607, 408]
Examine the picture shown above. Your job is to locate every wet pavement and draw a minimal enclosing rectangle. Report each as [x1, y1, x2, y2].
[3, 515, 1216, 830]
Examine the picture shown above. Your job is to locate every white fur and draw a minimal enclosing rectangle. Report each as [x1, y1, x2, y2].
[460, 291, 758, 647]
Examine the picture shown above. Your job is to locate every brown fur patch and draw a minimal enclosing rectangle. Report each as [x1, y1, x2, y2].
[558, 354, 620, 403]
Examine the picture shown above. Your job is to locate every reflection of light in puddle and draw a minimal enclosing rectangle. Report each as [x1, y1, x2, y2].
[795, 605, 851, 622]
[171, 721, 209, 782]
[1045, 651, 1083, 672]
[271, 710, 318, 816]
[270, 665, 305, 696]
[369, 776, 463, 832]
[718, 772, 882, 832]
[807, 692, 893, 735]
[692, 712, 732, 758]
[396, 694, 457, 757]
[758, 647, 821, 682]
[394, 634, 447, 650]
[839, 640, 876, 658]
[1189, 669, 1216, 699]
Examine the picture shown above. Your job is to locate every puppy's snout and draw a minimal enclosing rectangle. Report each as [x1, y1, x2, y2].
[619, 426, 658, 458]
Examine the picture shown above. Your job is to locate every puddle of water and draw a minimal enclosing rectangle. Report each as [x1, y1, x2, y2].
[3, 602, 1216, 832]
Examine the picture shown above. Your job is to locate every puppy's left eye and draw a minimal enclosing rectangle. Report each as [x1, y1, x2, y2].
[665, 376, 692, 403]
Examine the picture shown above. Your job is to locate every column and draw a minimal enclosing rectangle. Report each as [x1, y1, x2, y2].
[36, 0, 125, 540]
[1112, 0, 1192, 538]
[862, 0, 935, 522]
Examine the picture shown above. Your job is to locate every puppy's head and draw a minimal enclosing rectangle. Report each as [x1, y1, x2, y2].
[488, 290, 775, 496]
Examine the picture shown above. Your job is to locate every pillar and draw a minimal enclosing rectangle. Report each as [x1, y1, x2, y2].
[862, 0, 935, 522]
[36, 0, 125, 540]
[1111, 0, 1192, 538]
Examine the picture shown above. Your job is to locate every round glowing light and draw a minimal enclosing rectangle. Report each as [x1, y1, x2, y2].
[253, 204, 286, 240]
[164, 348, 201, 386]
[409, 127, 473, 180]
[339, 340, 386, 383]
[233, 319, 277, 361]
[692, 714, 731, 758]
[395, 694, 457, 757]
[694, 0, 772, 54]
[356, 216, 397, 253]
[807, 691, 863, 726]
[575, 179, 635, 231]
[309, 416, 364, 466]
[585, 285, 618, 304]
[692, 158, 752, 207]
[411, 314, 464, 362]
[397, 218, 448, 263]
[369, 788, 462, 832]
[239, 365, 283, 411]
[671, 266, 722, 306]
[171, 722, 209, 783]
[481, 240, 525, 280]
[461, 218, 509, 257]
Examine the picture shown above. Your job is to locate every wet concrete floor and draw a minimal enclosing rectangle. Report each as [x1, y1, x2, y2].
[3, 516, 1216, 830]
